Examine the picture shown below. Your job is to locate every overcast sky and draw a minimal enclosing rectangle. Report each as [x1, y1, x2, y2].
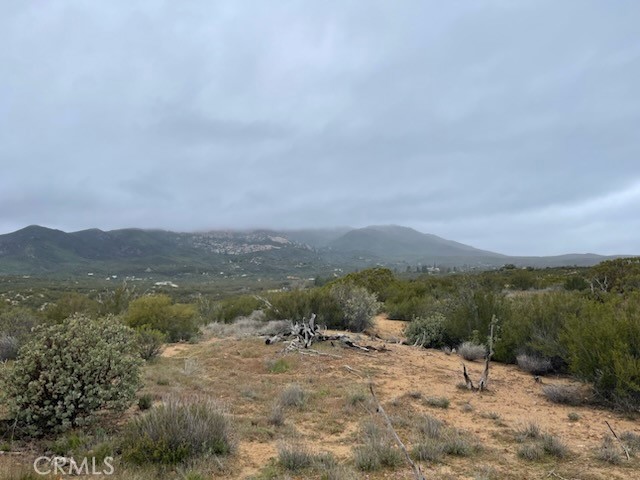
[1, 1, 639, 256]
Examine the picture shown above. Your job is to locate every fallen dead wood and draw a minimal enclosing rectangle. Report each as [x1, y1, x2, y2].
[263, 314, 391, 354]
[369, 383, 427, 480]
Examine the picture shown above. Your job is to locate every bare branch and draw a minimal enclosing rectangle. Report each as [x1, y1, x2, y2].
[368, 383, 427, 480]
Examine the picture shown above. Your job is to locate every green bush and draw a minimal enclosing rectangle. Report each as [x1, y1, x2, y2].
[330, 283, 381, 332]
[0, 334, 19, 361]
[494, 291, 584, 365]
[444, 288, 509, 346]
[330, 267, 398, 302]
[1, 315, 142, 436]
[138, 394, 154, 411]
[135, 326, 166, 360]
[44, 293, 100, 323]
[124, 294, 200, 342]
[122, 397, 235, 465]
[0, 307, 41, 343]
[265, 289, 344, 328]
[213, 295, 264, 323]
[404, 313, 446, 348]
[562, 294, 640, 407]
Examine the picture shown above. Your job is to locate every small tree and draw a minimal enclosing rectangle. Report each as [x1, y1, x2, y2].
[1, 315, 142, 436]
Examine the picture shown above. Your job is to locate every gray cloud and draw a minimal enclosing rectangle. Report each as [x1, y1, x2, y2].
[1, 0, 639, 255]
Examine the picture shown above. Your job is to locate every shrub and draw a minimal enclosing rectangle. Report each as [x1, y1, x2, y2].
[135, 326, 166, 360]
[404, 313, 446, 348]
[45, 293, 100, 323]
[212, 295, 264, 323]
[415, 414, 443, 438]
[515, 422, 541, 442]
[265, 288, 344, 328]
[542, 385, 585, 406]
[458, 342, 486, 361]
[278, 443, 314, 471]
[1, 315, 142, 436]
[0, 334, 19, 361]
[441, 429, 478, 456]
[424, 396, 450, 409]
[518, 443, 544, 461]
[331, 284, 381, 332]
[268, 403, 285, 426]
[125, 294, 200, 342]
[620, 431, 640, 454]
[266, 358, 290, 373]
[567, 412, 580, 422]
[516, 354, 553, 375]
[0, 307, 41, 343]
[330, 283, 381, 332]
[138, 394, 153, 411]
[278, 383, 306, 408]
[494, 291, 583, 365]
[411, 437, 445, 462]
[562, 295, 640, 407]
[353, 421, 403, 471]
[122, 396, 235, 464]
[596, 436, 622, 464]
[541, 434, 569, 458]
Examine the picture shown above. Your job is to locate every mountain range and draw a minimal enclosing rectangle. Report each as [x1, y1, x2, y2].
[0, 224, 623, 277]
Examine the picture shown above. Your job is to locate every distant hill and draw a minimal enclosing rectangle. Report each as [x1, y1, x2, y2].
[0, 224, 621, 277]
[328, 225, 506, 261]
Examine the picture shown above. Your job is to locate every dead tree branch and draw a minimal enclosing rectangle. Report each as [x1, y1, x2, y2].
[368, 383, 427, 480]
[605, 421, 631, 461]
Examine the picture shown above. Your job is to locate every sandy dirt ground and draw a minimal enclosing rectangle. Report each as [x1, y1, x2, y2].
[2, 315, 637, 480]
[156, 315, 639, 479]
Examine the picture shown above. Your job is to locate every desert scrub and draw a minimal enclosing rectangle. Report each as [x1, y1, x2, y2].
[330, 283, 381, 332]
[517, 443, 545, 461]
[122, 396, 235, 465]
[458, 341, 486, 361]
[138, 394, 154, 410]
[353, 421, 403, 471]
[404, 313, 446, 348]
[620, 431, 640, 456]
[278, 442, 315, 471]
[516, 353, 553, 375]
[542, 384, 584, 406]
[424, 396, 450, 409]
[0, 334, 19, 361]
[595, 436, 622, 464]
[266, 358, 290, 373]
[1, 315, 142, 436]
[278, 383, 307, 408]
[515, 422, 541, 442]
[135, 326, 166, 360]
[567, 412, 580, 422]
[541, 434, 569, 458]
[412, 414, 480, 461]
